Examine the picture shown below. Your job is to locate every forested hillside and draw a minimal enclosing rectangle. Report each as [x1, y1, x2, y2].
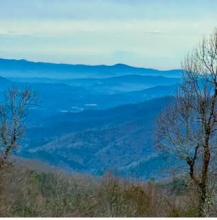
[0, 161, 199, 217]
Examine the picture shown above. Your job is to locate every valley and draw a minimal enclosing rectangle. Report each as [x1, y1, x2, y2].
[0, 58, 183, 180]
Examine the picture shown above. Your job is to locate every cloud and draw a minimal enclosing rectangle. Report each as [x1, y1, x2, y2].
[0, 1, 216, 68]
[0, 0, 217, 22]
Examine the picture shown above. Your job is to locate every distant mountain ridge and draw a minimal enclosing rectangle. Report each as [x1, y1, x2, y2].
[0, 58, 183, 79]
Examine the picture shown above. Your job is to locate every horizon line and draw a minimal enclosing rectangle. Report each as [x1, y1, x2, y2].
[0, 57, 182, 72]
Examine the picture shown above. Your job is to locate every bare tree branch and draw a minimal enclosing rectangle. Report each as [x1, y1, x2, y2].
[0, 88, 34, 168]
[156, 29, 217, 217]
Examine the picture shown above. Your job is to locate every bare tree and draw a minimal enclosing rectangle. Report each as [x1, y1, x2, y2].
[156, 29, 217, 217]
[0, 88, 33, 168]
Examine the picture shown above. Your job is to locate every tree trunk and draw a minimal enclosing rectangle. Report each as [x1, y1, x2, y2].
[198, 143, 210, 217]
[198, 185, 207, 217]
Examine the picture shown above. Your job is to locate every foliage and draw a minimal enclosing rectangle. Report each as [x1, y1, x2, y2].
[0, 165, 211, 217]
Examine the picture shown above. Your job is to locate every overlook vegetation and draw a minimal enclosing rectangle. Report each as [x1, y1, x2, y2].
[0, 162, 205, 217]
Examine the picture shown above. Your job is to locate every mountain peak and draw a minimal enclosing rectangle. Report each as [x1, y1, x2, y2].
[113, 63, 130, 67]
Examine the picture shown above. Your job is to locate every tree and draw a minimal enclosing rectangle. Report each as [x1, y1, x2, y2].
[156, 29, 217, 217]
[0, 88, 33, 168]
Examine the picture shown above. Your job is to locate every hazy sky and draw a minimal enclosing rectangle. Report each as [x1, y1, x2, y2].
[0, 0, 216, 69]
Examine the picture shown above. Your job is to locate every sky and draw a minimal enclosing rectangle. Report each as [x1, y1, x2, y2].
[0, 0, 216, 69]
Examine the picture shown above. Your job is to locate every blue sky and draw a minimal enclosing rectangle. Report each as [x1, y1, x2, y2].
[0, 0, 216, 69]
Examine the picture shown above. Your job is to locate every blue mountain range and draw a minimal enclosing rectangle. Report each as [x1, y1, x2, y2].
[0, 58, 183, 180]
